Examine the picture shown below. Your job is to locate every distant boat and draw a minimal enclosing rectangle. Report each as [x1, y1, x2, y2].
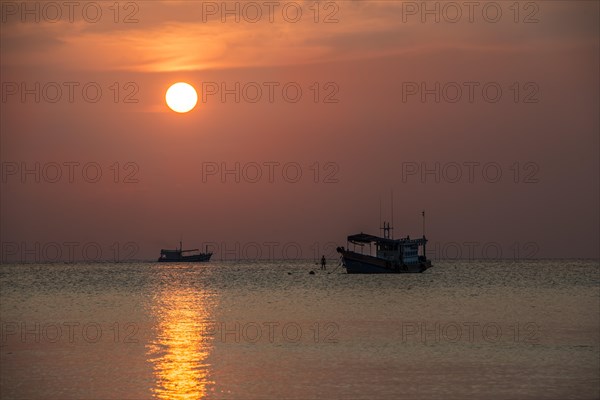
[157, 241, 212, 262]
[336, 219, 432, 274]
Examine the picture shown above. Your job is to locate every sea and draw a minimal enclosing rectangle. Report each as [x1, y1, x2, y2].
[1, 260, 598, 400]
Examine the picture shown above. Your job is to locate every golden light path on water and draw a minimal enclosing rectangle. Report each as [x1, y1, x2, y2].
[146, 283, 216, 399]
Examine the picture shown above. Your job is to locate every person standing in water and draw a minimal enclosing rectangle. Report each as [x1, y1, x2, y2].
[321, 255, 326, 270]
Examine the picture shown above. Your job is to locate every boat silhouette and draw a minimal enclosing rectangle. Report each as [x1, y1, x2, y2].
[157, 241, 212, 262]
[337, 211, 432, 273]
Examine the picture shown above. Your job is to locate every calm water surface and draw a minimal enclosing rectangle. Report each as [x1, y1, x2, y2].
[1, 260, 598, 399]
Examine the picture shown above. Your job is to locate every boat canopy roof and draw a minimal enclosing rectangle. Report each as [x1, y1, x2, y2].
[160, 248, 200, 254]
[348, 233, 395, 245]
[347, 233, 427, 246]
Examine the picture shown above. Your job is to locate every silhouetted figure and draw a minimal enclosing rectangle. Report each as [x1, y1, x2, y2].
[321, 255, 326, 270]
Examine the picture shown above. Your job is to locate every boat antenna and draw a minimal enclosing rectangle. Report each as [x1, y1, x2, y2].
[422, 210, 426, 237]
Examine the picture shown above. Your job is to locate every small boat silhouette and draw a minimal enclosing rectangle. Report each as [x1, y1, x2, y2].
[157, 241, 212, 262]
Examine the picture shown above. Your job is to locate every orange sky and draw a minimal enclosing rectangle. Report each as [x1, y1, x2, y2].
[1, 1, 598, 261]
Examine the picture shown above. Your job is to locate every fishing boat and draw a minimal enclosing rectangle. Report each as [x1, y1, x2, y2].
[336, 213, 432, 274]
[157, 241, 212, 262]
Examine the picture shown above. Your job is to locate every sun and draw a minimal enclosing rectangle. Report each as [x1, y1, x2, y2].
[166, 82, 198, 113]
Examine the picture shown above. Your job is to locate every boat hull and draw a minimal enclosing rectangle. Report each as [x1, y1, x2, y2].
[340, 250, 431, 274]
[157, 253, 212, 262]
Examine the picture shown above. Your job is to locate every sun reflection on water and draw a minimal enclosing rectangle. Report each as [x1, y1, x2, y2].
[146, 286, 215, 399]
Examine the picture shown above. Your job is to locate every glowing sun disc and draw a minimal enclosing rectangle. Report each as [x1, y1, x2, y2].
[166, 82, 198, 113]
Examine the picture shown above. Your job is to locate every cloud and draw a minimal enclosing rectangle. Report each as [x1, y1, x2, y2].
[1, 1, 597, 73]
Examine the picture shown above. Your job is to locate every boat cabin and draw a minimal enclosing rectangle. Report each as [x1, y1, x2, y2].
[346, 233, 427, 265]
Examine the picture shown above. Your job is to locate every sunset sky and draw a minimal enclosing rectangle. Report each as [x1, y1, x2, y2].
[1, 1, 598, 261]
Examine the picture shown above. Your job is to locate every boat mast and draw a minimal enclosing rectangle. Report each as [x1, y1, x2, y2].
[379, 191, 395, 240]
[422, 210, 427, 259]
[390, 189, 394, 239]
[380, 197, 389, 239]
[379, 197, 382, 236]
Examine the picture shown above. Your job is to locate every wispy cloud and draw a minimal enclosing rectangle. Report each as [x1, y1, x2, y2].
[1, 1, 597, 72]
